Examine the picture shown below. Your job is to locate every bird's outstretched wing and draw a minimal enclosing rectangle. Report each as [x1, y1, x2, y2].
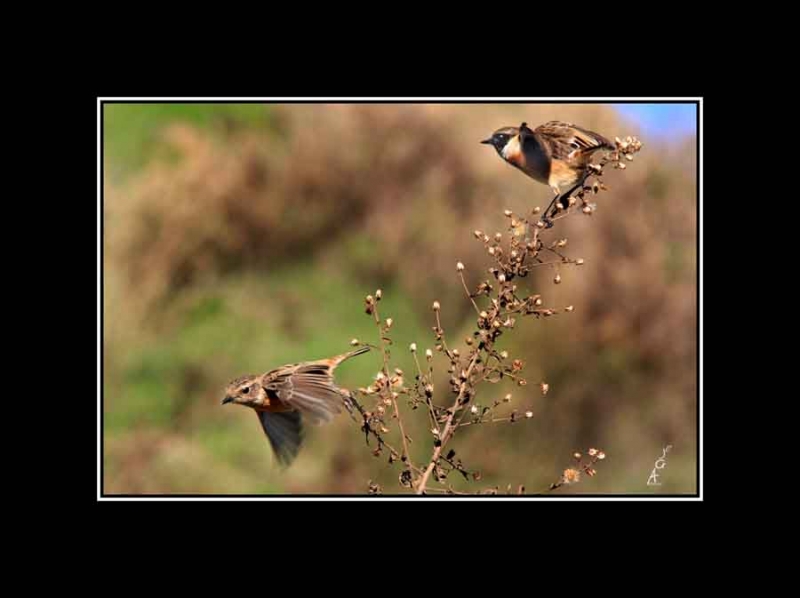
[262, 361, 345, 424]
[535, 121, 613, 161]
[256, 410, 303, 467]
[261, 347, 370, 425]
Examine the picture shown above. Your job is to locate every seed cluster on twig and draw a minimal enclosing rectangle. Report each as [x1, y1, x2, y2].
[348, 136, 642, 495]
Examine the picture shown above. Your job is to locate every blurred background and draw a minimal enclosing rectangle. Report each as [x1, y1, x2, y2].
[102, 102, 698, 495]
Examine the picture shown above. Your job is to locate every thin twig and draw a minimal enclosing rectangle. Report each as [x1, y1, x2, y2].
[413, 350, 440, 435]
[371, 301, 415, 476]
[415, 351, 482, 494]
[458, 270, 481, 316]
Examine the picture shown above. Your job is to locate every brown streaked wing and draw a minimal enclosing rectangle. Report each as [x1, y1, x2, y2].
[535, 121, 612, 160]
[262, 362, 343, 424]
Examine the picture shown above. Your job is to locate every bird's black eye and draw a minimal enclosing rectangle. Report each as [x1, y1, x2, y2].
[242, 386, 250, 394]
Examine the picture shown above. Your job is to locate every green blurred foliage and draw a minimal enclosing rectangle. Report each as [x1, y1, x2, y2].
[103, 103, 697, 495]
[103, 103, 275, 180]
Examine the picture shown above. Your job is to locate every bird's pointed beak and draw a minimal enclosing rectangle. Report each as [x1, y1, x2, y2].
[222, 396, 234, 405]
[480, 138, 493, 145]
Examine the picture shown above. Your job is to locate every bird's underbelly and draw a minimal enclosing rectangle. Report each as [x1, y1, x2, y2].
[548, 160, 581, 190]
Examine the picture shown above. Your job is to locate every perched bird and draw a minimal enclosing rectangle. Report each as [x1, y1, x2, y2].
[222, 346, 370, 467]
[481, 121, 614, 225]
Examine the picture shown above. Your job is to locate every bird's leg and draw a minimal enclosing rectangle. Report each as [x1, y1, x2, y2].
[543, 172, 592, 228]
[542, 188, 562, 228]
[342, 390, 362, 418]
[342, 390, 373, 445]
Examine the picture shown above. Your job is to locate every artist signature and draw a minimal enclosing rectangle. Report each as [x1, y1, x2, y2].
[647, 445, 673, 486]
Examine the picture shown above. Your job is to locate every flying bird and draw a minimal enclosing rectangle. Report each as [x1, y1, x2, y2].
[481, 121, 613, 226]
[222, 346, 370, 467]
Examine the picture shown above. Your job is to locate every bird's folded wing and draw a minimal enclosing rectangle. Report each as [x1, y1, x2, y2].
[535, 121, 612, 160]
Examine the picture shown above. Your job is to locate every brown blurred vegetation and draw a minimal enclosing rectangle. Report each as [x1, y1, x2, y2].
[103, 103, 697, 494]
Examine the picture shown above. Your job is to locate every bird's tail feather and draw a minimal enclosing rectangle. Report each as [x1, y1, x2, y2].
[332, 345, 371, 365]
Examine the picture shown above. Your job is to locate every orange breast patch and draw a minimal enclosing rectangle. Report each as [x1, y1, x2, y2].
[548, 159, 581, 189]
[502, 136, 525, 167]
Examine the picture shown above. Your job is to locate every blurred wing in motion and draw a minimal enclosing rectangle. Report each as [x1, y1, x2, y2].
[264, 362, 345, 424]
[261, 347, 370, 425]
[257, 410, 303, 467]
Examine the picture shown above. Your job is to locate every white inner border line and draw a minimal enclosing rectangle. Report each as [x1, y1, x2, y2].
[97, 97, 702, 501]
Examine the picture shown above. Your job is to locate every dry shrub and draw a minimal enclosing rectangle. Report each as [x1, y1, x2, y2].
[511, 136, 697, 451]
[105, 105, 483, 317]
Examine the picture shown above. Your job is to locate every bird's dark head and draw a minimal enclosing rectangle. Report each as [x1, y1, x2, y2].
[222, 375, 266, 407]
[481, 126, 522, 157]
